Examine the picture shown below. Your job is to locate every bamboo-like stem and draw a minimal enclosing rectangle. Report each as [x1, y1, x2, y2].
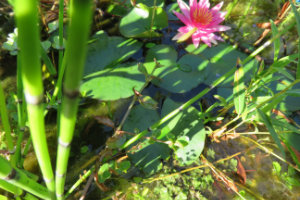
[0, 157, 51, 200]
[0, 82, 14, 162]
[14, 0, 55, 198]
[55, 0, 93, 199]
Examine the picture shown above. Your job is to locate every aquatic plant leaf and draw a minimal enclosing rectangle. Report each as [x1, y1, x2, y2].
[119, 3, 168, 38]
[160, 98, 206, 166]
[123, 104, 169, 175]
[145, 45, 210, 93]
[98, 163, 111, 183]
[257, 109, 286, 157]
[128, 141, 170, 175]
[269, 79, 300, 112]
[270, 20, 280, 61]
[233, 61, 246, 115]
[81, 62, 145, 101]
[83, 32, 142, 76]
[123, 104, 160, 133]
[186, 43, 258, 87]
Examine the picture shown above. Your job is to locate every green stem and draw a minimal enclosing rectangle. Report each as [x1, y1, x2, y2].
[0, 157, 51, 200]
[41, 44, 57, 75]
[64, 167, 93, 199]
[55, 0, 93, 199]
[0, 82, 14, 159]
[14, 0, 55, 198]
[14, 55, 25, 167]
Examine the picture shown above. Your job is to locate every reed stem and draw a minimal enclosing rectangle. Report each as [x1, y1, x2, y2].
[14, 0, 55, 198]
[55, 0, 93, 199]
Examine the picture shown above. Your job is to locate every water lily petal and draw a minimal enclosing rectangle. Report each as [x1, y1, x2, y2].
[177, 0, 191, 19]
[173, 11, 191, 25]
[211, 2, 223, 12]
[201, 36, 212, 47]
[192, 33, 201, 48]
[209, 25, 231, 32]
[199, 0, 210, 9]
[178, 26, 193, 33]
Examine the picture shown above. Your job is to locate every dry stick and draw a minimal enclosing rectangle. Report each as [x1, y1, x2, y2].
[202, 155, 246, 200]
[79, 173, 94, 200]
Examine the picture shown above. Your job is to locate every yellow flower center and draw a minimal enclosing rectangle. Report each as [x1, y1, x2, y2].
[193, 7, 213, 25]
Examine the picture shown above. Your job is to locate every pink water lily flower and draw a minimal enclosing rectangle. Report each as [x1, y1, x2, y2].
[173, 0, 230, 47]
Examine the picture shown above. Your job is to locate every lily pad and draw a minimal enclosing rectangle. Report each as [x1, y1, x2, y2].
[186, 43, 259, 87]
[81, 62, 145, 101]
[128, 141, 170, 175]
[123, 104, 169, 175]
[160, 98, 206, 166]
[84, 32, 142, 76]
[119, 3, 168, 38]
[123, 104, 160, 133]
[145, 45, 210, 93]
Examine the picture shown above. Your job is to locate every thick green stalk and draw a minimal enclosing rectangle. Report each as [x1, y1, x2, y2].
[0, 157, 51, 200]
[14, 0, 55, 198]
[55, 0, 93, 199]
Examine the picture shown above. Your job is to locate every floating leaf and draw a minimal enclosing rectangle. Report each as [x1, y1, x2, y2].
[145, 45, 210, 93]
[186, 43, 258, 87]
[81, 63, 145, 101]
[123, 104, 160, 133]
[160, 98, 206, 166]
[84, 33, 142, 76]
[128, 141, 170, 174]
[119, 3, 168, 38]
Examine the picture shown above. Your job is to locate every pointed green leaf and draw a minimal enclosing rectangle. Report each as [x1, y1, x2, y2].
[257, 109, 286, 157]
[233, 60, 246, 115]
[270, 20, 280, 61]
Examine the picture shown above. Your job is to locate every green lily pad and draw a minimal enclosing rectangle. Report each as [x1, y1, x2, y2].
[160, 98, 206, 166]
[123, 104, 160, 133]
[119, 3, 168, 38]
[186, 43, 259, 87]
[84, 32, 142, 76]
[145, 45, 210, 93]
[123, 104, 169, 175]
[129, 141, 170, 175]
[81, 62, 145, 101]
